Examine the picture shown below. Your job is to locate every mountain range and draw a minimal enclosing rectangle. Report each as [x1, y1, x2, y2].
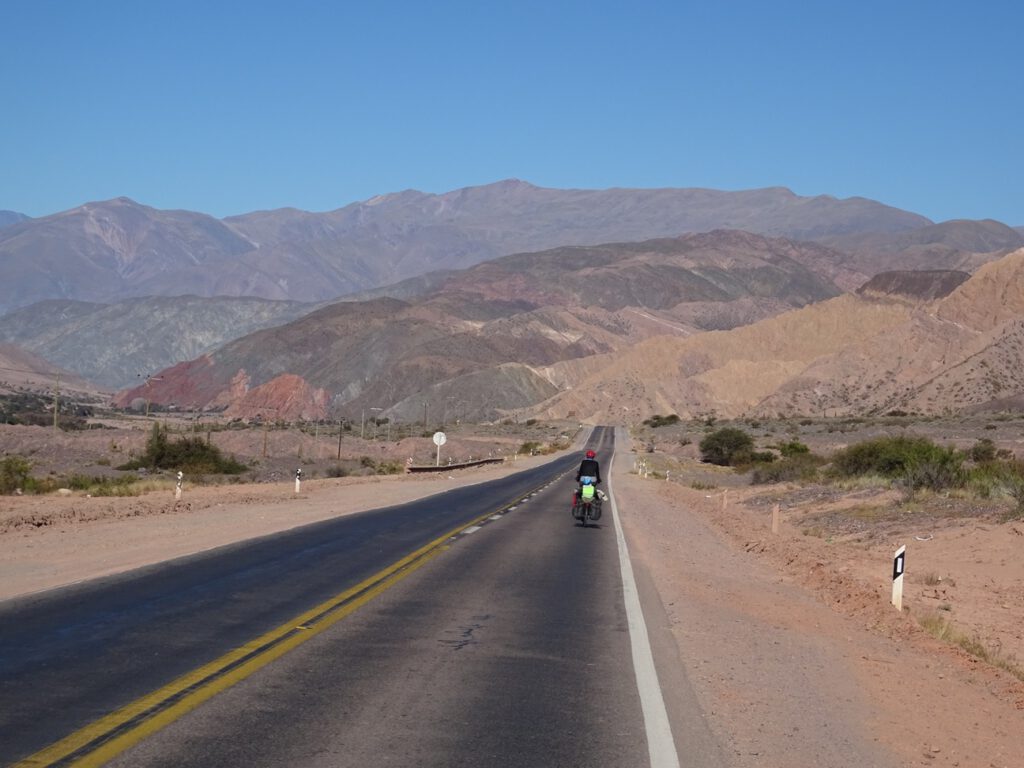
[4, 180, 1024, 424]
[0, 180, 932, 315]
[109, 236, 1024, 424]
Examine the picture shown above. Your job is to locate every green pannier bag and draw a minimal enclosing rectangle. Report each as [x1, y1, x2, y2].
[581, 484, 596, 501]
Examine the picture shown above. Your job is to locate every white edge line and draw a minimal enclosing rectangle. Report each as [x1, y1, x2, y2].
[609, 428, 681, 768]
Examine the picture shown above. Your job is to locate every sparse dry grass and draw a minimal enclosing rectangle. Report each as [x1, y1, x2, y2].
[918, 612, 1024, 682]
[832, 474, 892, 492]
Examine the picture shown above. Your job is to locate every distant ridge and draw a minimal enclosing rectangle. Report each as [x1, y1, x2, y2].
[0, 211, 28, 230]
[820, 219, 1024, 276]
[0, 180, 932, 314]
[856, 270, 969, 302]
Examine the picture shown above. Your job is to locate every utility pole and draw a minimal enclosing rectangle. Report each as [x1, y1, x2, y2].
[337, 420, 344, 460]
[261, 407, 276, 459]
[139, 374, 164, 419]
[52, 373, 60, 432]
[423, 401, 428, 430]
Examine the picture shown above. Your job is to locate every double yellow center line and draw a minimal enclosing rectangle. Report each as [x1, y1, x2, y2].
[15, 483, 545, 767]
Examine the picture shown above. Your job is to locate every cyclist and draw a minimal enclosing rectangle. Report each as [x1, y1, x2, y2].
[574, 449, 602, 504]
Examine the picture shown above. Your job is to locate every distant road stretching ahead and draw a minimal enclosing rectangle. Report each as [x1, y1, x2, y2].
[0, 428, 690, 767]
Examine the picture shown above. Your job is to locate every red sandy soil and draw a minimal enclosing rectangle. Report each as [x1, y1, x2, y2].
[2, 429, 1022, 766]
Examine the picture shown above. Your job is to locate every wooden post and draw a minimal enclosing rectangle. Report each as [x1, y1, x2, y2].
[771, 503, 780, 534]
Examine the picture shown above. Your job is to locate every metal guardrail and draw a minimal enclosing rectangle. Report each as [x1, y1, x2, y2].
[406, 457, 505, 473]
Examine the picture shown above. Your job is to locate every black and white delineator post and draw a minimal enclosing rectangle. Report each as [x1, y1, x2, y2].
[891, 544, 906, 611]
[175, 471, 183, 501]
[295, 467, 302, 494]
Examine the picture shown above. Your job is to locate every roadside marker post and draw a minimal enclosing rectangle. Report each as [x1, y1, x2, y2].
[433, 431, 447, 467]
[295, 467, 302, 494]
[175, 471, 183, 502]
[721, 490, 728, 511]
[892, 544, 906, 611]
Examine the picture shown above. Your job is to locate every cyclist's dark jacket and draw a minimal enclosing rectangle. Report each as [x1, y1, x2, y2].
[576, 458, 602, 483]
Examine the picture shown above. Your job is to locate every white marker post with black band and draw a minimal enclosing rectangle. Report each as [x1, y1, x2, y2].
[295, 467, 302, 494]
[175, 471, 183, 501]
[892, 544, 906, 611]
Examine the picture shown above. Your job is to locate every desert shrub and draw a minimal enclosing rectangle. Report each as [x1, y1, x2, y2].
[643, 414, 680, 429]
[830, 436, 957, 479]
[1, 456, 32, 494]
[897, 448, 966, 493]
[990, 462, 1024, 520]
[525, 418, 538, 426]
[118, 422, 245, 474]
[359, 456, 377, 468]
[966, 460, 1009, 499]
[750, 453, 825, 484]
[699, 428, 754, 466]
[375, 461, 404, 475]
[967, 438, 997, 463]
[519, 441, 542, 455]
[776, 440, 810, 457]
[325, 465, 351, 478]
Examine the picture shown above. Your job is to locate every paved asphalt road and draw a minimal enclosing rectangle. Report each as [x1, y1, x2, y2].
[0, 427, 686, 767]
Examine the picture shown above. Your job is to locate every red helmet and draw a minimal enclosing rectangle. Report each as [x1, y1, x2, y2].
[586, 450, 596, 458]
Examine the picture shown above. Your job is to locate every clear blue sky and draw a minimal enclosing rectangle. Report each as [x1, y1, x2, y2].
[2, 1, 1022, 224]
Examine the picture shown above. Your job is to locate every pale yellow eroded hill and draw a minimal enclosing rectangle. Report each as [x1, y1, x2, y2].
[534, 248, 1024, 421]
[536, 295, 913, 421]
[937, 247, 1024, 331]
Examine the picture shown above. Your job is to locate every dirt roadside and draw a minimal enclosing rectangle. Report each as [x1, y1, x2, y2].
[611, 442, 1024, 768]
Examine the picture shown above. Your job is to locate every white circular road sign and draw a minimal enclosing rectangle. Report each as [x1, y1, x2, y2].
[433, 431, 447, 447]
